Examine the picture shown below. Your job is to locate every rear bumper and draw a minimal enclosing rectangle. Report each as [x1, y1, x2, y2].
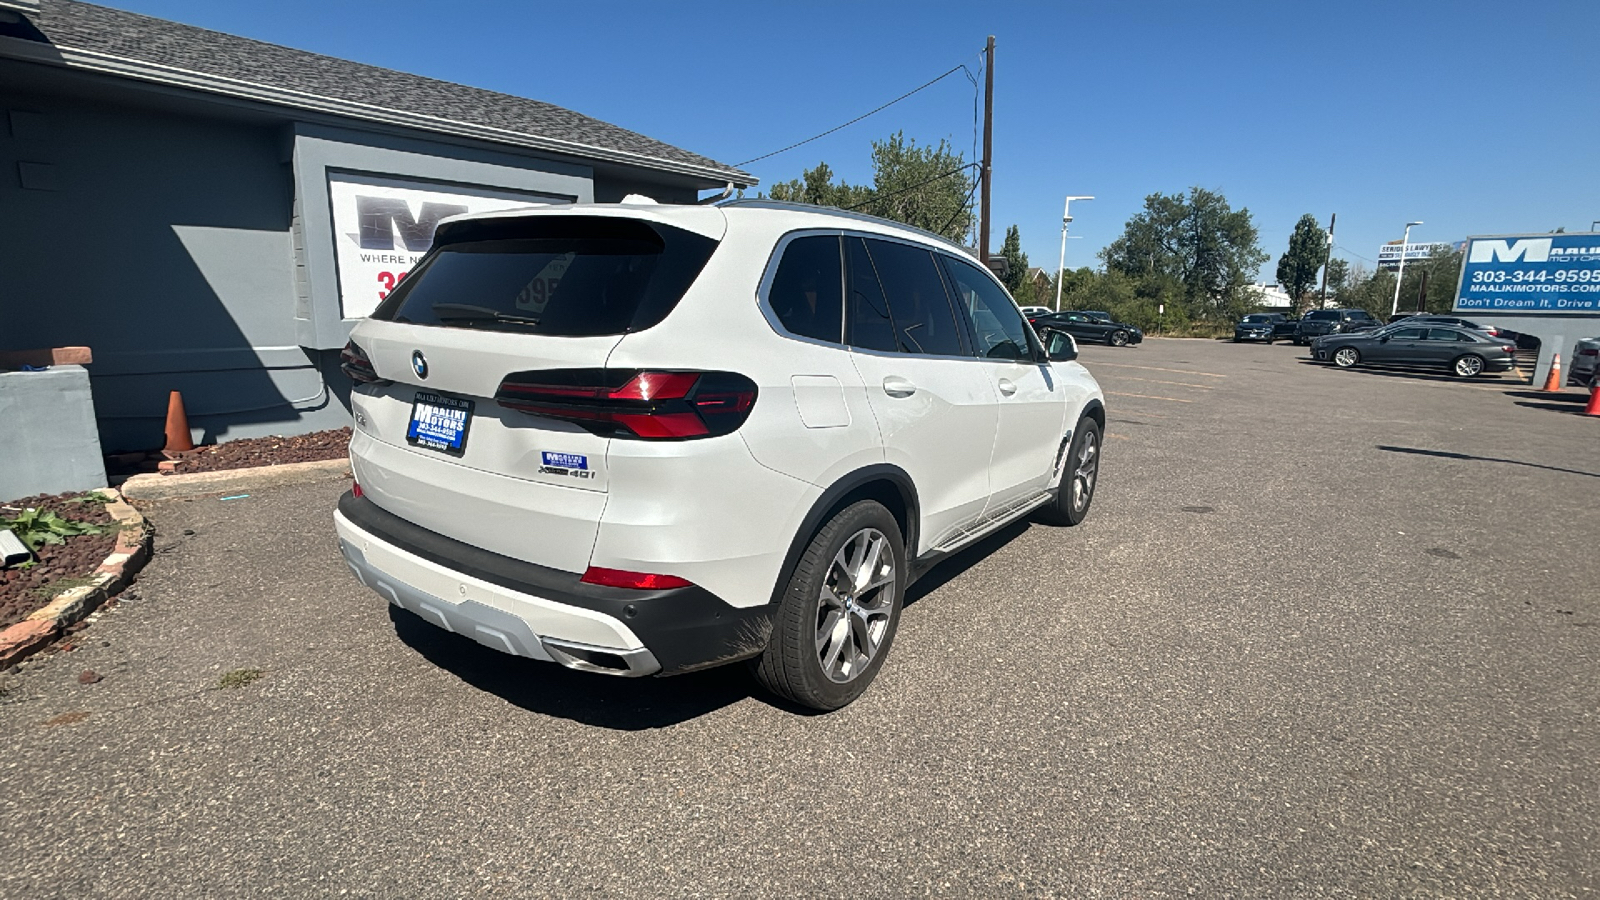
[334, 491, 773, 676]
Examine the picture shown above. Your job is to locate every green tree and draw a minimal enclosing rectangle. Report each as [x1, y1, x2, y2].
[1275, 214, 1327, 312]
[1101, 187, 1268, 321]
[999, 225, 1029, 295]
[763, 132, 976, 242]
[1321, 257, 1352, 305]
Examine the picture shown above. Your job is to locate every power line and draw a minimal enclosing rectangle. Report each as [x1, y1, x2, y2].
[735, 60, 977, 168]
[1335, 244, 1378, 265]
[842, 162, 980, 213]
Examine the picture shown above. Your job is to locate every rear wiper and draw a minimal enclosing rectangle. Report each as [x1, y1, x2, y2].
[431, 303, 541, 326]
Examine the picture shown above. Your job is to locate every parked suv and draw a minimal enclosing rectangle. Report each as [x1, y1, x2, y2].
[333, 200, 1106, 711]
[1294, 308, 1380, 345]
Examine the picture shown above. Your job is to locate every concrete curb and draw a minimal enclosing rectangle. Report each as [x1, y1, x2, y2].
[120, 457, 351, 501]
[0, 488, 152, 669]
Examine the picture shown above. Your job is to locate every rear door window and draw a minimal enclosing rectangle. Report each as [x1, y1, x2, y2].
[845, 237, 898, 353]
[373, 216, 716, 336]
[1389, 327, 1427, 340]
[768, 235, 843, 344]
[862, 238, 966, 356]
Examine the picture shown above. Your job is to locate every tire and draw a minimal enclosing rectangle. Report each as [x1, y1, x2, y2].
[1109, 330, 1130, 347]
[1332, 347, 1360, 368]
[1036, 416, 1102, 527]
[752, 500, 904, 711]
[1452, 354, 1485, 377]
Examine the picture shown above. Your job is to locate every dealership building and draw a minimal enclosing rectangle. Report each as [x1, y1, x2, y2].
[0, 0, 754, 453]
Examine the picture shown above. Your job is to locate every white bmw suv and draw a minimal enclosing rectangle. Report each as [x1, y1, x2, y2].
[333, 200, 1106, 710]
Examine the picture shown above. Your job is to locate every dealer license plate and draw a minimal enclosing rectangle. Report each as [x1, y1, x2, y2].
[406, 392, 474, 456]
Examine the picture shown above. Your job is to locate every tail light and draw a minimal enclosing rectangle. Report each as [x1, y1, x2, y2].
[1502, 344, 1516, 353]
[340, 341, 389, 385]
[580, 566, 693, 590]
[1578, 346, 1599, 357]
[496, 368, 757, 439]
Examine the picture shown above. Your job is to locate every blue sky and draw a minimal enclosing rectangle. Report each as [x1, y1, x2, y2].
[103, 0, 1600, 280]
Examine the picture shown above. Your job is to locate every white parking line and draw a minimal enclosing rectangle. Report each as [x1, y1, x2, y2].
[1089, 361, 1227, 378]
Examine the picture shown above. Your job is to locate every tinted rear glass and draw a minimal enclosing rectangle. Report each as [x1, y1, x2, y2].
[846, 237, 898, 353]
[372, 217, 716, 336]
[769, 235, 844, 344]
[1306, 311, 1339, 321]
[863, 238, 966, 356]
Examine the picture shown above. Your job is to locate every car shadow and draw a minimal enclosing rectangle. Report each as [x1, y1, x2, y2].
[1512, 400, 1596, 415]
[1375, 445, 1599, 479]
[1503, 390, 1587, 403]
[904, 518, 1031, 609]
[388, 604, 754, 730]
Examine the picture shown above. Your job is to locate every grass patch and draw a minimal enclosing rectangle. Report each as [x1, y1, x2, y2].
[28, 575, 101, 600]
[217, 667, 265, 689]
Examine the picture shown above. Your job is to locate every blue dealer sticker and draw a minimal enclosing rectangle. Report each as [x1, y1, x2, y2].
[540, 451, 588, 470]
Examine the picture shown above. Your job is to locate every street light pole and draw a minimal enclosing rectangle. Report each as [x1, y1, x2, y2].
[1055, 195, 1093, 311]
[1390, 220, 1423, 317]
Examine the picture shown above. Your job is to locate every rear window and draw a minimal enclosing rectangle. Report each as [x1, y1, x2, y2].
[1306, 311, 1338, 321]
[371, 216, 717, 336]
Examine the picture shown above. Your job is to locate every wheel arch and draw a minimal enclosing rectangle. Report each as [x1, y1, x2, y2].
[767, 464, 919, 607]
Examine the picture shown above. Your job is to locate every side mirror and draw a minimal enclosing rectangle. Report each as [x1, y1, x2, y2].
[1379, 335, 1390, 343]
[1040, 329, 1078, 361]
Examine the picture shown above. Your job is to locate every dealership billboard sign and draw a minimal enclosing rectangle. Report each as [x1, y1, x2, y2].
[1453, 233, 1600, 314]
[328, 173, 568, 319]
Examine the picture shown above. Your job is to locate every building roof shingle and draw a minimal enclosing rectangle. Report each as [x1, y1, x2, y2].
[11, 0, 754, 185]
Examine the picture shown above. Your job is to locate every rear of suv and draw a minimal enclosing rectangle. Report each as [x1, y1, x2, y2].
[333, 200, 1106, 710]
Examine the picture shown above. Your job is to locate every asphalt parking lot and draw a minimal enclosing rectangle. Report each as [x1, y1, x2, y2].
[3, 337, 1596, 898]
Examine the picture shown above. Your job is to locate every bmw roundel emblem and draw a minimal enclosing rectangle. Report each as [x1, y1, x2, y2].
[411, 350, 428, 380]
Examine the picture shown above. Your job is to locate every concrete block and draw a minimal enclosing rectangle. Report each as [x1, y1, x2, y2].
[0, 365, 108, 500]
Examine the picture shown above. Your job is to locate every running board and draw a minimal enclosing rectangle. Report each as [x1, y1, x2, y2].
[931, 490, 1054, 554]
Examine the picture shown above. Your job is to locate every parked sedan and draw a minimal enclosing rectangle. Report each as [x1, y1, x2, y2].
[1312, 324, 1517, 377]
[1570, 336, 1600, 388]
[1234, 313, 1295, 343]
[1029, 311, 1144, 347]
[1383, 314, 1503, 337]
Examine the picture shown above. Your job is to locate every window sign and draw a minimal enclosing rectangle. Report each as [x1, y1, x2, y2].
[328, 172, 570, 318]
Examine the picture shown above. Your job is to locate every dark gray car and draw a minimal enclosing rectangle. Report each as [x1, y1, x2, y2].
[1295, 308, 1382, 345]
[1312, 325, 1517, 377]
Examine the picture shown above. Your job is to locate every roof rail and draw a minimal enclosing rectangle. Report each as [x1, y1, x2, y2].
[717, 199, 972, 256]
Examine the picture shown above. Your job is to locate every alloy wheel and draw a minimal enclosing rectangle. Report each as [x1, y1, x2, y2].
[815, 528, 896, 683]
[1072, 430, 1099, 512]
[1334, 347, 1359, 368]
[1454, 355, 1484, 377]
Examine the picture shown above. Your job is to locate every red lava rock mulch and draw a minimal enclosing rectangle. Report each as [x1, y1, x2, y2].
[171, 426, 351, 474]
[0, 492, 117, 631]
[104, 426, 352, 477]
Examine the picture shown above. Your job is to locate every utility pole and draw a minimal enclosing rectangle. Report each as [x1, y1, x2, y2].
[978, 35, 994, 264]
[1055, 196, 1093, 311]
[1316, 212, 1336, 310]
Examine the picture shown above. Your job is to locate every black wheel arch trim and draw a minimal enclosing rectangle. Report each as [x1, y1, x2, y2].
[770, 464, 921, 604]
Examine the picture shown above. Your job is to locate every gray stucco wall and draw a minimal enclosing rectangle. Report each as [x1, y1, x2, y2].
[1, 89, 626, 453]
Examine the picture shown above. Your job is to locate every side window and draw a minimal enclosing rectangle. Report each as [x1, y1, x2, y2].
[845, 237, 898, 353]
[1426, 328, 1464, 342]
[767, 235, 843, 344]
[862, 238, 965, 356]
[1389, 327, 1427, 340]
[939, 255, 1033, 360]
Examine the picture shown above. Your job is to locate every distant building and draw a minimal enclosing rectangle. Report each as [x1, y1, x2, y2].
[1026, 267, 1053, 299]
[1249, 283, 1293, 309]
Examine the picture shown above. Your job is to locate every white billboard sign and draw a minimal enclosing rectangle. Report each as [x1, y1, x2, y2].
[1376, 241, 1449, 269]
[329, 173, 569, 318]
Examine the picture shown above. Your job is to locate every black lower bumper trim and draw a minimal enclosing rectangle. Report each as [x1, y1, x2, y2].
[336, 491, 773, 675]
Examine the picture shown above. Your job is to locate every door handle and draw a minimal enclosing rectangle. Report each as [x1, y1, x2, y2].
[997, 378, 1018, 397]
[882, 376, 917, 398]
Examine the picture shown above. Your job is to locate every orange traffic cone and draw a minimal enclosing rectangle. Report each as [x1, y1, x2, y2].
[1541, 353, 1563, 392]
[163, 390, 194, 453]
[1584, 386, 1600, 418]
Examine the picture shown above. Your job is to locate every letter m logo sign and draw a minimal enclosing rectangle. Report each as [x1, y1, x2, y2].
[1469, 238, 1551, 264]
[355, 196, 469, 252]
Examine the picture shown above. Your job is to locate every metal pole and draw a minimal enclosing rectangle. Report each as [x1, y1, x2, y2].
[978, 35, 994, 264]
[1055, 196, 1093, 312]
[1390, 221, 1420, 316]
[1317, 212, 1336, 310]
